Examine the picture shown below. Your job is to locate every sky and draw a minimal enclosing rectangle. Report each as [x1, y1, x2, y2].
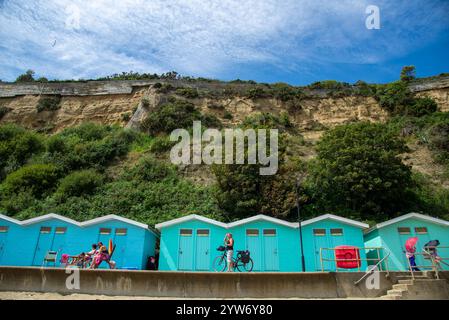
[0, 0, 448, 85]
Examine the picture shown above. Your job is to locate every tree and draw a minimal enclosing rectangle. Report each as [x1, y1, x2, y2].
[307, 122, 413, 220]
[15, 70, 35, 83]
[400, 65, 416, 82]
[212, 113, 299, 219]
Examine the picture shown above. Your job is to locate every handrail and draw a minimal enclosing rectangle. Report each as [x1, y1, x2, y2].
[320, 246, 388, 272]
[354, 250, 391, 286]
[405, 246, 447, 280]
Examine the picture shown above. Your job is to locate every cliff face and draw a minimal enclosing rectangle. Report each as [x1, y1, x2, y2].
[1, 77, 448, 133]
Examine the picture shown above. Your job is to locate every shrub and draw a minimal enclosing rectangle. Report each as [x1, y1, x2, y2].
[36, 96, 62, 112]
[223, 111, 233, 120]
[150, 135, 176, 153]
[0, 163, 60, 199]
[54, 169, 104, 201]
[121, 113, 131, 122]
[400, 65, 416, 82]
[246, 87, 266, 99]
[0, 106, 11, 120]
[15, 70, 35, 83]
[270, 83, 303, 101]
[122, 156, 176, 182]
[408, 97, 438, 117]
[142, 100, 221, 135]
[176, 87, 199, 99]
[0, 125, 44, 179]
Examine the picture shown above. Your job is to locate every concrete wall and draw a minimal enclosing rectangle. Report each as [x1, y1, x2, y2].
[2, 267, 436, 298]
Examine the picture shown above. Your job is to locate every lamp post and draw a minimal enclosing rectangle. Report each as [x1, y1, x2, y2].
[296, 177, 306, 272]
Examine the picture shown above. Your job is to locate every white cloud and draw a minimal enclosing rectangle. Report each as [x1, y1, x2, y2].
[0, 0, 448, 81]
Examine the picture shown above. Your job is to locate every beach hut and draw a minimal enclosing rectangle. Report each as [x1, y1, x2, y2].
[156, 213, 369, 272]
[0, 213, 158, 270]
[300, 214, 369, 272]
[227, 215, 300, 272]
[156, 215, 228, 271]
[364, 212, 449, 271]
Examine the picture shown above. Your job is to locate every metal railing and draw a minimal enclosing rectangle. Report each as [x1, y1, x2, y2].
[406, 246, 449, 280]
[319, 246, 390, 273]
[354, 250, 391, 286]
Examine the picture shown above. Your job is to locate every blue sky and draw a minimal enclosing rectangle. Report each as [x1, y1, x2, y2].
[0, 0, 448, 85]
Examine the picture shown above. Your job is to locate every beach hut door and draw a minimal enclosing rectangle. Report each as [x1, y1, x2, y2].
[0, 228, 8, 264]
[195, 229, 210, 270]
[178, 229, 194, 270]
[246, 229, 261, 271]
[263, 229, 279, 271]
[313, 229, 331, 271]
[32, 227, 54, 266]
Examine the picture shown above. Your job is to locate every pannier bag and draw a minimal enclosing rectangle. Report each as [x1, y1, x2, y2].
[217, 246, 226, 252]
[239, 250, 250, 263]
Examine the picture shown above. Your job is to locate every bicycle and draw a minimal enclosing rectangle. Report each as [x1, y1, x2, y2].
[213, 247, 254, 272]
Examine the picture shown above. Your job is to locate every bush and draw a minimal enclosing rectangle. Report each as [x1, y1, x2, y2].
[0, 125, 44, 180]
[142, 100, 221, 135]
[15, 70, 35, 83]
[54, 169, 104, 201]
[270, 83, 303, 101]
[223, 111, 233, 120]
[176, 87, 199, 99]
[36, 96, 61, 112]
[408, 97, 438, 117]
[246, 87, 267, 99]
[121, 113, 131, 122]
[122, 156, 176, 182]
[0, 106, 11, 120]
[150, 135, 176, 153]
[0, 163, 60, 199]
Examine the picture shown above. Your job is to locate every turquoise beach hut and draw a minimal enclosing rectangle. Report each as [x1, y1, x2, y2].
[0, 213, 158, 270]
[364, 212, 449, 271]
[156, 214, 369, 272]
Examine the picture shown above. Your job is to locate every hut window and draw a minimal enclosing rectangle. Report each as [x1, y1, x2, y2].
[180, 229, 192, 236]
[397, 227, 411, 235]
[99, 228, 111, 235]
[313, 229, 326, 236]
[40, 227, 51, 234]
[197, 229, 209, 237]
[263, 229, 276, 236]
[0, 226, 8, 233]
[246, 229, 259, 236]
[55, 227, 67, 234]
[415, 227, 428, 234]
[330, 228, 343, 236]
[115, 228, 127, 236]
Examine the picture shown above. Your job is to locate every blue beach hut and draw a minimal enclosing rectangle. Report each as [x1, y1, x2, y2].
[156, 213, 369, 272]
[364, 212, 449, 271]
[0, 213, 158, 270]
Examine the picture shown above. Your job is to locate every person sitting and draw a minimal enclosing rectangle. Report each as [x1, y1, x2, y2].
[91, 242, 115, 269]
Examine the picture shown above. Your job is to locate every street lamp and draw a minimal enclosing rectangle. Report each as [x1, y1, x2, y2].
[296, 177, 306, 272]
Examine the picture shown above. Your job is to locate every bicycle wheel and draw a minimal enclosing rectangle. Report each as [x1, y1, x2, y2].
[236, 258, 254, 272]
[213, 255, 227, 272]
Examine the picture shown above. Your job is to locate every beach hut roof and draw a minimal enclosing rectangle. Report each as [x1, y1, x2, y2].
[0, 213, 153, 232]
[155, 214, 228, 230]
[370, 212, 449, 231]
[299, 214, 369, 229]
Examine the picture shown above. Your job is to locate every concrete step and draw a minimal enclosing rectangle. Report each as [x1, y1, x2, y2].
[392, 284, 409, 291]
[398, 279, 413, 285]
[381, 294, 402, 300]
[387, 289, 405, 296]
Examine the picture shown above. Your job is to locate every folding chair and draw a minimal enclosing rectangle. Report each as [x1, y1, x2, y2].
[42, 251, 58, 267]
